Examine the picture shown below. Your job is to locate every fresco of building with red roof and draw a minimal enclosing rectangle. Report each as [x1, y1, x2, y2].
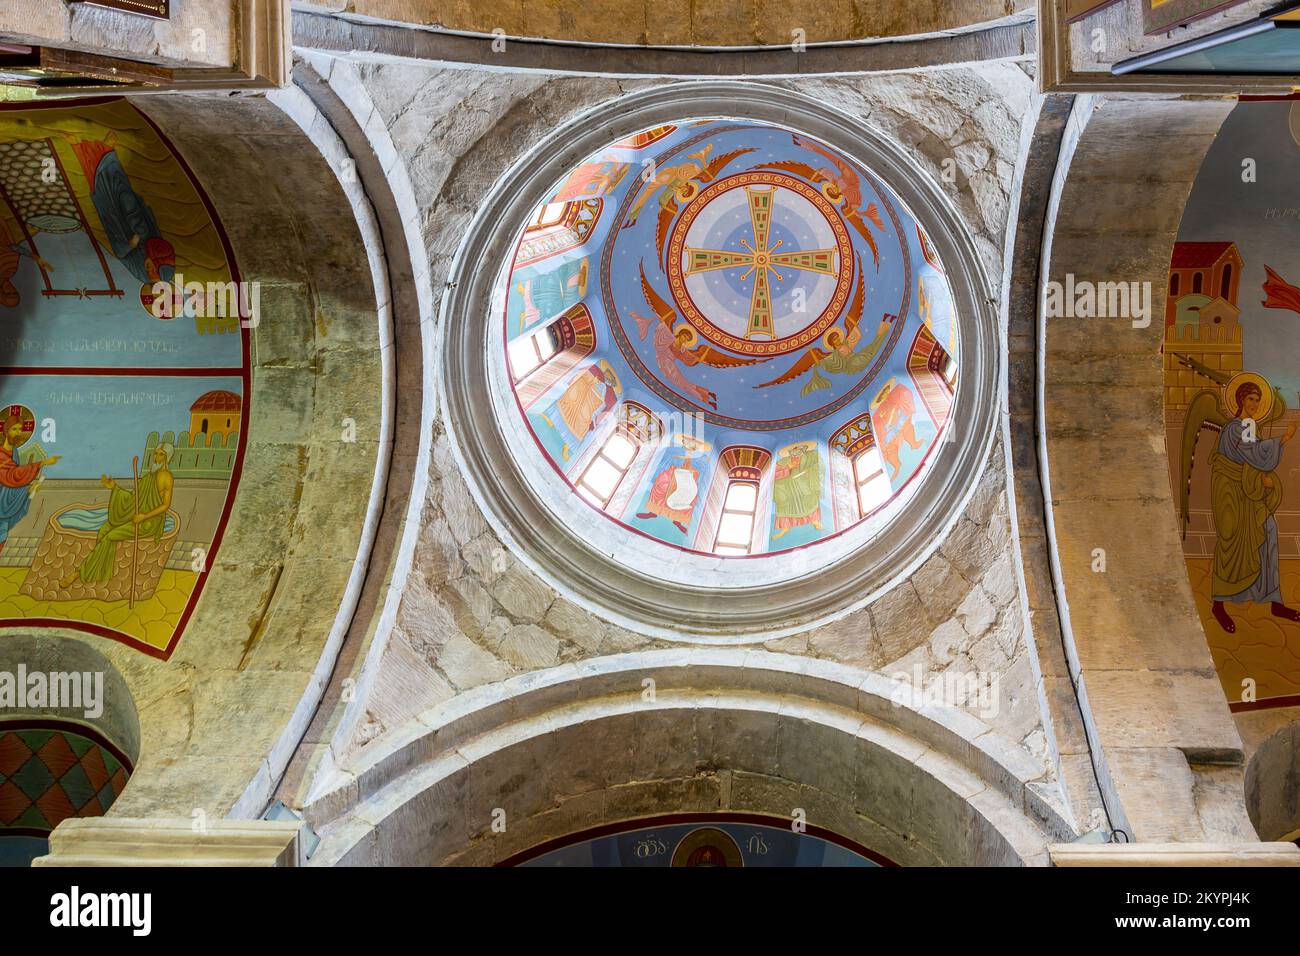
[1163, 241, 1244, 411]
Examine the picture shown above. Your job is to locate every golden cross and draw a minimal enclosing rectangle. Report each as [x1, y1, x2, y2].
[683, 186, 838, 340]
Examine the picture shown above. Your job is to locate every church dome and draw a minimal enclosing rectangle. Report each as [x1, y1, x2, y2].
[190, 389, 241, 413]
[442, 84, 998, 638]
[500, 120, 960, 559]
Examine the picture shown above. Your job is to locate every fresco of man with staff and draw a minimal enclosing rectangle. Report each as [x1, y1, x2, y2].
[59, 442, 174, 598]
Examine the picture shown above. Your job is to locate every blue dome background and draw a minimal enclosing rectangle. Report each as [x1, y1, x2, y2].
[502, 120, 959, 557]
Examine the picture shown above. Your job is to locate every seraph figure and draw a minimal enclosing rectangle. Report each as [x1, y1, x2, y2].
[754, 255, 894, 396]
[760, 134, 886, 269]
[629, 261, 763, 411]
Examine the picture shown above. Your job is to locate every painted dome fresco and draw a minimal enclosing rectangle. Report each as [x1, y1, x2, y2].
[500, 120, 960, 558]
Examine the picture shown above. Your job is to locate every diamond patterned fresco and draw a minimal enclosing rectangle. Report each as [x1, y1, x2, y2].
[0, 726, 130, 834]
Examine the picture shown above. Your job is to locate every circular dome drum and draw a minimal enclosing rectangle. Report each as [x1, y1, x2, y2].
[440, 84, 1001, 641]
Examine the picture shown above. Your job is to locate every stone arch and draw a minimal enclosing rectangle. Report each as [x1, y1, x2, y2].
[303, 650, 1071, 866]
[294, 3, 1033, 54]
[1037, 95, 1256, 842]
[0, 635, 139, 866]
[273, 59, 1048, 818]
[260, 55, 443, 808]
[0, 86, 395, 827]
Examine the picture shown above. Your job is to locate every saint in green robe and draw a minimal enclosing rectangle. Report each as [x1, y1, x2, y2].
[76, 469, 168, 584]
[773, 446, 823, 531]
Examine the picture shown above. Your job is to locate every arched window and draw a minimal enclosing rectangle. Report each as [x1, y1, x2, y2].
[526, 203, 568, 232]
[907, 324, 955, 426]
[514, 304, 596, 409]
[575, 427, 640, 509]
[1192, 271, 1203, 294]
[1169, 272, 1180, 296]
[713, 480, 760, 555]
[1220, 263, 1232, 300]
[508, 321, 560, 381]
[695, 447, 771, 555]
[851, 445, 892, 518]
[516, 200, 603, 267]
[602, 402, 663, 518]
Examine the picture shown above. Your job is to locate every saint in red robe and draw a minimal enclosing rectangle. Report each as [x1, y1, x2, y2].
[0, 443, 40, 549]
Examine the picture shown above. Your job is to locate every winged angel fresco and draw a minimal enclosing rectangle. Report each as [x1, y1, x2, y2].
[760, 134, 886, 269]
[1175, 353, 1300, 633]
[630, 262, 763, 410]
[753, 254, 896, 396]
[622, 145, 758, 263]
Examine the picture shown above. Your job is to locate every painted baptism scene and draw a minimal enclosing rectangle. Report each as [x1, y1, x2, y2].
[0, 98, 247, 658]
[502, 120, 960, 558]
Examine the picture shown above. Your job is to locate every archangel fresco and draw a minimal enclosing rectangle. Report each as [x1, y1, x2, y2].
[1166, 100, 1300, 708]
[0, 99, 248, 659]
[504, 120, 960, 558]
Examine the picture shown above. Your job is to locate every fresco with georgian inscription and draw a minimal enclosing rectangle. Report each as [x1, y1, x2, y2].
[0, 98, 247, 658]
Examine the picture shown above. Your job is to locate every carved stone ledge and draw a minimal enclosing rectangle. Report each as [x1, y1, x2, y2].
[32, 817, 303, 867]
[1050, 842, 1300, 866]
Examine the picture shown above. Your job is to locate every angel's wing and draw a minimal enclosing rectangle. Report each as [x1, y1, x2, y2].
[1169, 351, 1231, 387]
[842, 255, 865, 335]
[754, 348, 827, 389]
[639, 261, 675, 328]
[690, 345, 764, 369]
[755, 160, 822, 182]
[793, 135, 854, 182]
[1263, 387, 1290, 427]
[1179, 388, 1228, 539]
[863, 201, 884, 230]
[702, 147, 758, 182]
[655, 201, 677, 263]
[847, 213, 880, 269]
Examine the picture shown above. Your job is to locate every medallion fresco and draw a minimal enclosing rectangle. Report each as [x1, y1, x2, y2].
[504, 120, 959, 558]
[1166, 100, 1300, 709]
[508, 814, 889, 867]
[0, 98, 248, 658]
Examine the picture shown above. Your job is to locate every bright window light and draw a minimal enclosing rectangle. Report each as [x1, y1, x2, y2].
[508, 325, 560, 381]
[942, 353, 957, 389]
[528, 203, 568, 231]
[853, 447, 892, 518]
[713, 479, 759, 554]
[575, 426, 641, 510]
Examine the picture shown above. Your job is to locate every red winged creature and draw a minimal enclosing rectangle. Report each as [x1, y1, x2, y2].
[759, 134, 886, 269]
[629, 262, 764, 410]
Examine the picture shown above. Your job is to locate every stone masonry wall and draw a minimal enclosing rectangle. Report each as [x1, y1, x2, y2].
[308, 0, 1029, 46]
